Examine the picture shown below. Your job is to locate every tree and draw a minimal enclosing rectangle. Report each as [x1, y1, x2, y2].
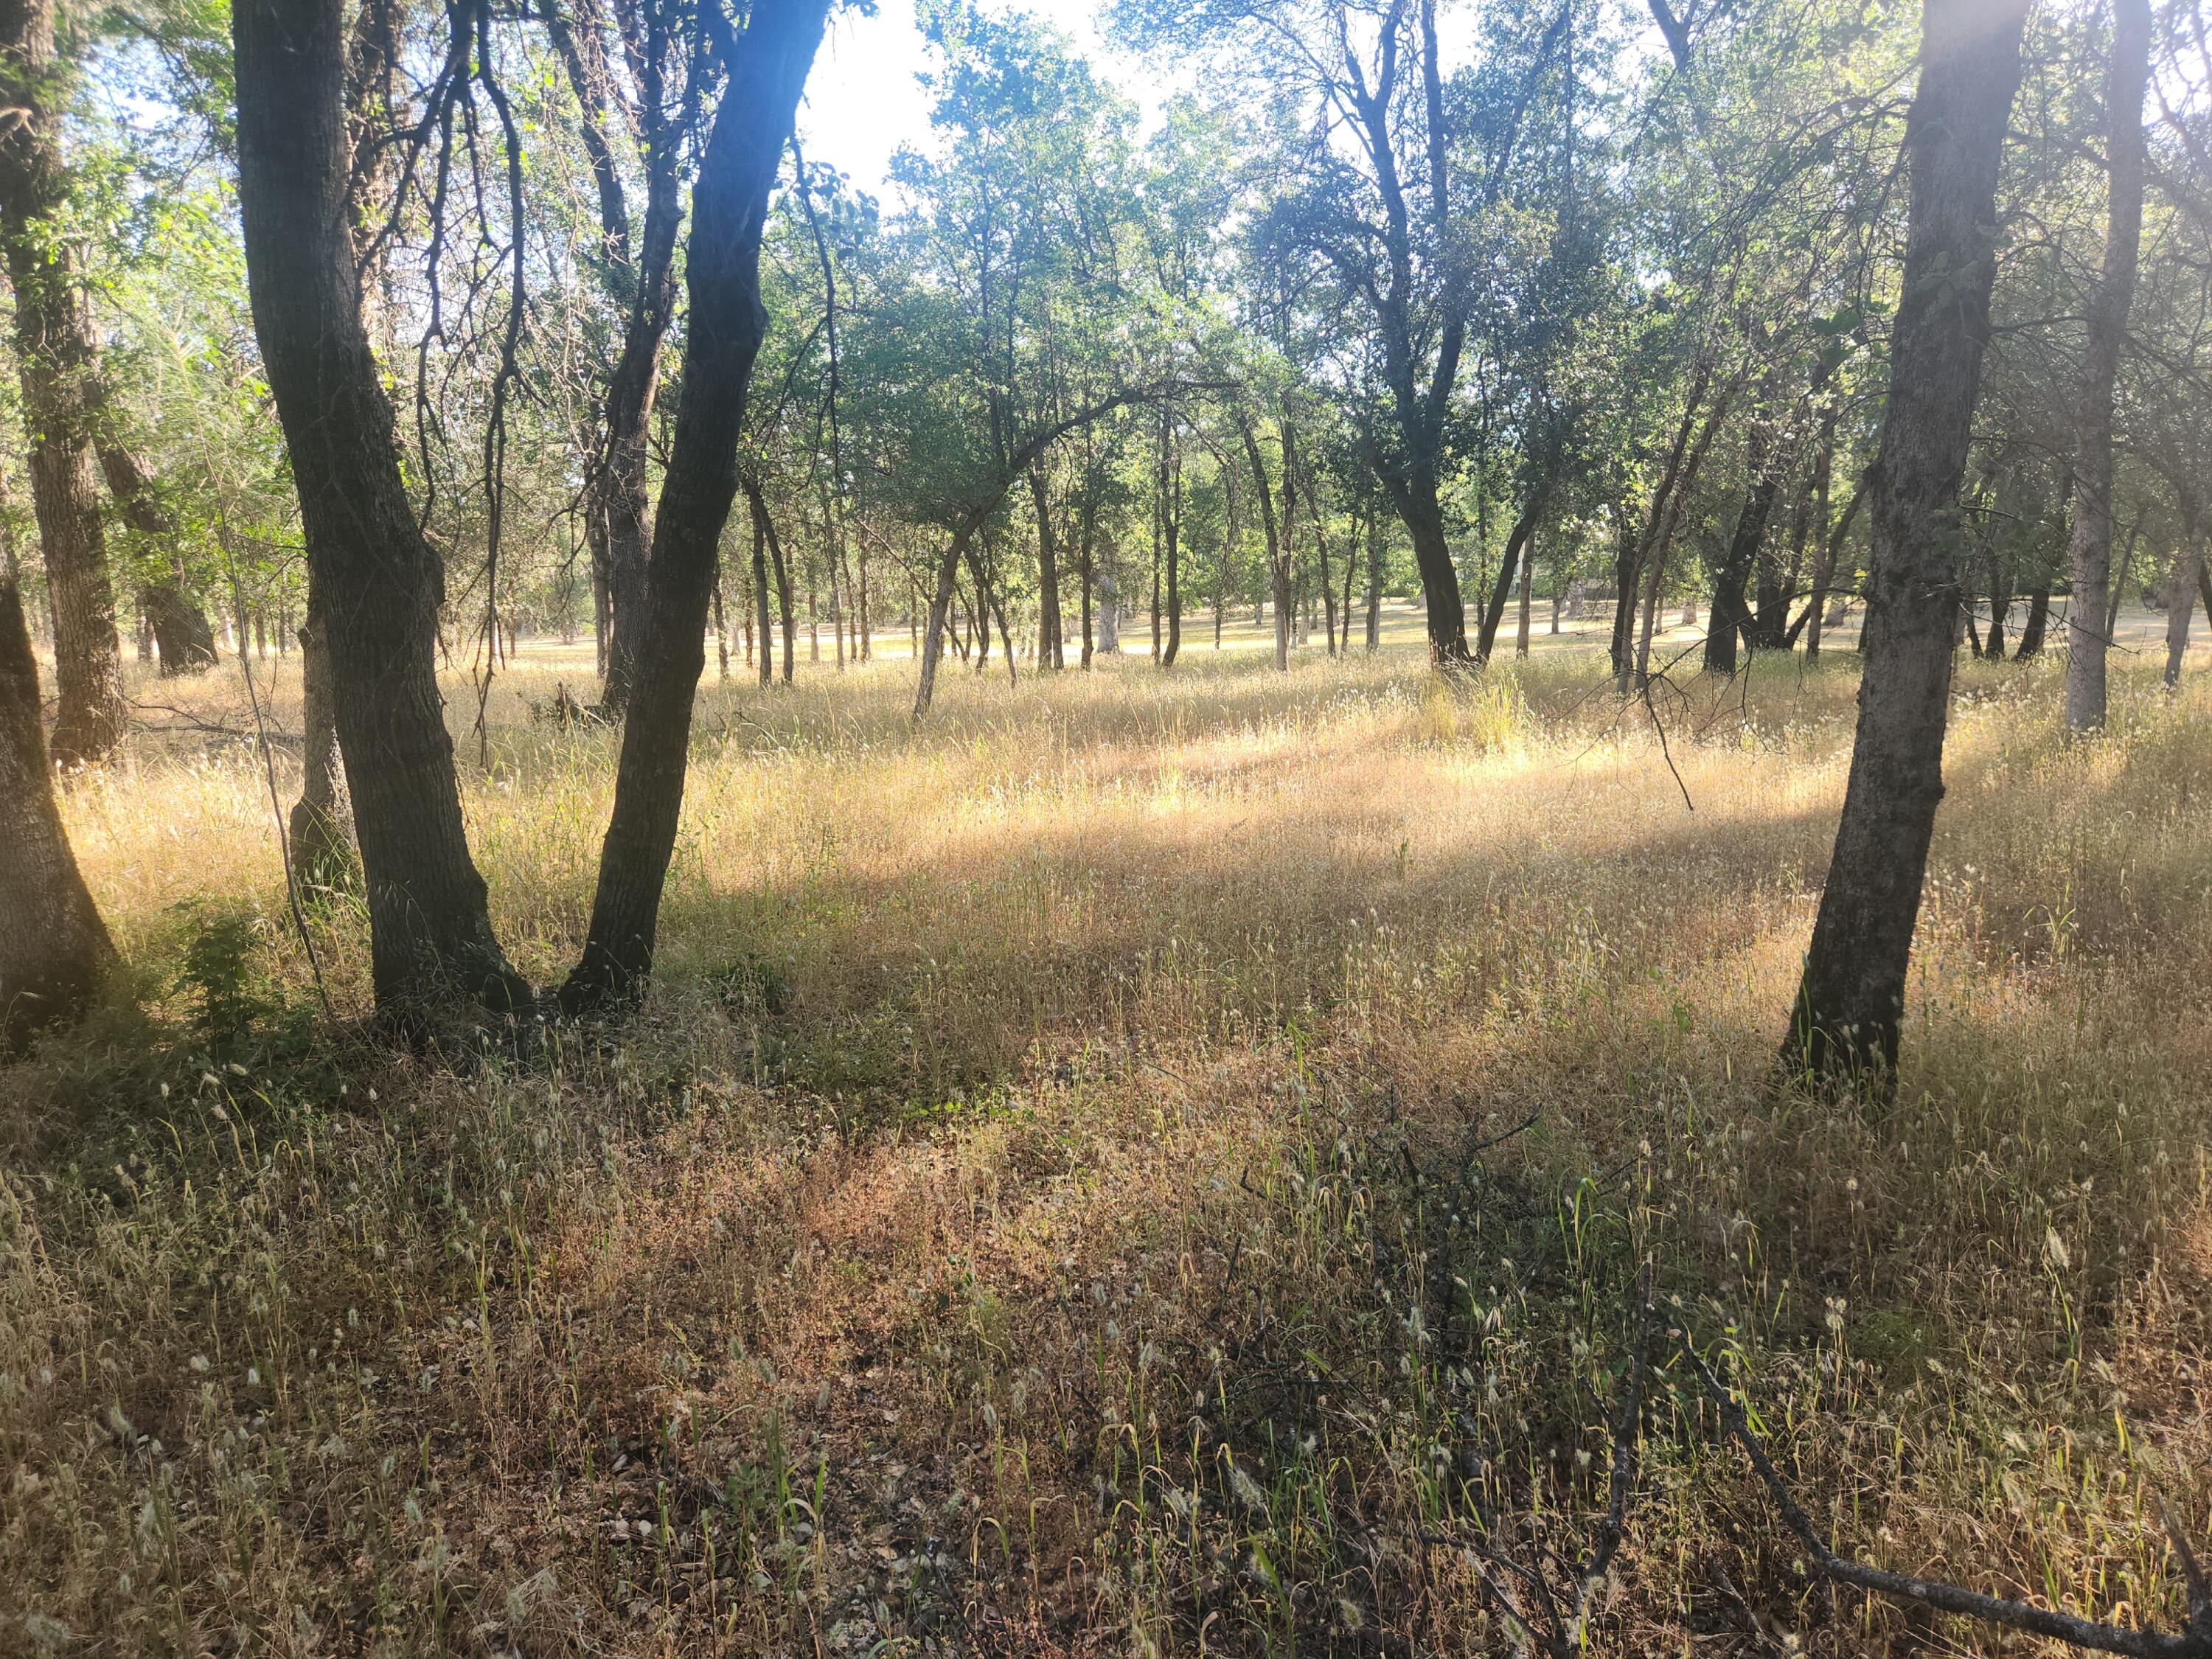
[557, 0, 834, 1013]
[1784, 0, 2034, 1091]
[0, 0, 128, 765]
[232, 0, 530, 1024]
[2061, 0, 2152, 733]
[539, 0, 707, 714]
[0, 572, 113, 1050]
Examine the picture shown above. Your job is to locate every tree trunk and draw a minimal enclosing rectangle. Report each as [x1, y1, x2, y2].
[750, 490, 774, 689]
[286, 605, 353, 891]
[1514, 526, 1534, 657]
[1079, 509, 1096, 667]
[1366, 511, 1382, 651]
[1786, 0, 2030, 1091]
[1705, 424, 1782, 675]
[1032, 463, 1062, 669]
[1096, 557, 1119, 654]
[1475, 509, 1535, 663]
[100, 445, 219, 673]
[1391, 476, 1470, 664]
[2165, 509, 2203, 689]
[559, 0, 830, 1013]
[2014, 585, 2051, 658]
[2104, 515, 2140, 642]
[2061, 0, 2152, 733]
[912, 528, 971, 718]
[234, 0, 529, 1023]
[1159, 431, 1181, 669]
[554, 4, 685, 720]
[0, 572, 114, 1051]
[0, 0, 125, 766]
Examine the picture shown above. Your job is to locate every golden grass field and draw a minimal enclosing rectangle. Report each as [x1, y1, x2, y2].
[3, 612, 2208, 1655]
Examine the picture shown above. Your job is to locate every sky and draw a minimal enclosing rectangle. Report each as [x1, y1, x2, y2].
[793, 0, 1163, 201]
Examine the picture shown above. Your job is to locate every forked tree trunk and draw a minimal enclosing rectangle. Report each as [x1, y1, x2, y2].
[234, 0, 529, 1022]
[0, 573, 114, 1051]
[1785, 0, 2031, 1091]
[2061, 0, 2152, 733]
[560, 0, 832, 1014]
[0, 0, 125, 767]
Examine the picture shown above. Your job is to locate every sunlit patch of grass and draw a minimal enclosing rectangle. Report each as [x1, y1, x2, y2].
[1, 638, 2207, 1652]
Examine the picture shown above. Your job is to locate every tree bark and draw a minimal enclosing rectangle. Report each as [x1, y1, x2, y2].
[1785, 0, 2031, 1090]
[750, 489, 773, 688]
[1704, 424, 1782, 675]
[286, 605, 353, 891]
[0, 572, 114, 1050]
[560, 0, 831, 1013]
[2013, 585, 2051, 658]
[0, 0, 125, 765]
[1475, 509, 1535, 663]
[1366, 509, 1382, 650]
[234, 0, 529, 1021]
[2165, 508, 2203, 689]
[1032, 462, 1062, 669]
[1514, 525, 1534, 657]
[98, 446, 220, 674]
[547, 0, 688, 717]
[2061, 0, 2152, 733]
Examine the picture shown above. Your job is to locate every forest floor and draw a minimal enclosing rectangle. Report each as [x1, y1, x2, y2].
[4, 628, 2209, 1656]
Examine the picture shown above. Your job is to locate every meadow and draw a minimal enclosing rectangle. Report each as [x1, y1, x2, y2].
[4, 617, 2208, 1655]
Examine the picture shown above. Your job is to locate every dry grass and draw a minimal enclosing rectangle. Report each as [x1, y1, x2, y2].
[2, 630, 2208, 1656]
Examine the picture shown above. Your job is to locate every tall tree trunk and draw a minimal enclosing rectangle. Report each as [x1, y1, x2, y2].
[552, 0, 686, 720]
[2165, 504, 2203, 689]
[912, 529, 971, 718]
[1032, 463, 1062, 669]
[1079, 509, 1096, 667]
[0, 572, 114, 1050]
[234, 0, 529, 1022]
[2014, 585, 2051, 658]
[1785, 0, 2031, 1090]
[1475, 509, 1535, 663]
[1705, 424, 1782, 675]
[1983, 549, 2011, 658]
[286, 605, 353, 891]
[0, 0, 125, 765]
[1390, 476, 1470, 664]
[1806, 466, 1869, 662]
[1366, 509, 1382, 650]
[750, 489, 774, 689]
[1315, 502, 1338, 658]
[99, 445, 219, 673]
[560, 0, 830, 1013]
[2061, 0, 2152, 733]
[2104, 515, 2140, 641]
[1514, 526, 1534, 658]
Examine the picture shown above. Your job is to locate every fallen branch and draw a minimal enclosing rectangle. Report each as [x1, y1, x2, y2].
[1679, 1332, 2212, 1658]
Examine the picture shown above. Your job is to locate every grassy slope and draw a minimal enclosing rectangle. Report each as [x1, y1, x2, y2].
[2, 626, 2208, 1655]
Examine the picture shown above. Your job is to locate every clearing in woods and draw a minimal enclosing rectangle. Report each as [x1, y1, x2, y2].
[4, 628, 2209, 1652]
